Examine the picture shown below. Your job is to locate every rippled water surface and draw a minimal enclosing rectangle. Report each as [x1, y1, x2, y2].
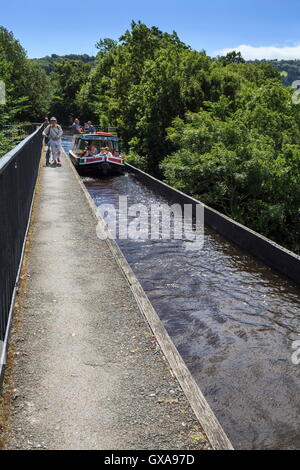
[62, 137, 300, 449]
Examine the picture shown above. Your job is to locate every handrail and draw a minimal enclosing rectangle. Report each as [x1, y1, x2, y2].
[0, 124, 44, 380]
[0, 124, 43, 175]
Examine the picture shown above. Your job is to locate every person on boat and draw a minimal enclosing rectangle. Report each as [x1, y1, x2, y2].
[71, 118, 82, 134]
[100, 147, 107, 156]
[86, 143, 98, 156]
[81, 141, 89, 157]
[84, 121, 95, 133]
[112, 149, 119, 157]
[105, 146, 113, 157]
[43, 117, 63, 166]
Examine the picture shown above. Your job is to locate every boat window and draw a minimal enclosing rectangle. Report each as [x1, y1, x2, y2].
[98, 140, 113, 152]
[75, 139, 88, 156]
[72, 136, 79, 151]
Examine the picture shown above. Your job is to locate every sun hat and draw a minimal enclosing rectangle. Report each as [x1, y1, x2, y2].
[50, 116, 57, 121]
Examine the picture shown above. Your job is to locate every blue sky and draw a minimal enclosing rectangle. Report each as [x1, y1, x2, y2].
[2, 0, 300, 59]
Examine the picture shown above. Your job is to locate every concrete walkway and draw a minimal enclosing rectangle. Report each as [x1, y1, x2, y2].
[1, 149, 209, 450]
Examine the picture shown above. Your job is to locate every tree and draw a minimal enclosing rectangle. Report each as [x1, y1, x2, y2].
[95, 38, 118, 54]
[49, 59, 92, 122]
[218, 51, 245, 66]
[23, 60, 52, 120]
[161, 75, 300, 253]
[80, 22, 210, 170]
[0, 26, 51, 121]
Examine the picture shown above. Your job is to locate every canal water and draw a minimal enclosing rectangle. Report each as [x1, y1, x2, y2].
[62, 137, 300, 449]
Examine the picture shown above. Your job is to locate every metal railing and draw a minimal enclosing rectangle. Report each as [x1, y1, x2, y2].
[1, 124, 39, 152]
[0, 124, 43, 375]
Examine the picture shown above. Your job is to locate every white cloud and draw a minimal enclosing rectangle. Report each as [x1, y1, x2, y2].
[216, 45, 300, 60]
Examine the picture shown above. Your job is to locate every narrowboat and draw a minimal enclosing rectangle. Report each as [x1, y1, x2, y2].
[69, 132, 125, 176]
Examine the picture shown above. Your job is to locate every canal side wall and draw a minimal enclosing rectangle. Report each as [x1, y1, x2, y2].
[125, 163, 300, 286]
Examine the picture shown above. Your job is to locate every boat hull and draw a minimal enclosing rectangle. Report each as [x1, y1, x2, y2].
[69, 151, 125, 176]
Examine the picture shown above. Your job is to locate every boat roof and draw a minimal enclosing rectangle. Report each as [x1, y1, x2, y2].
[78, 132, 120, 142]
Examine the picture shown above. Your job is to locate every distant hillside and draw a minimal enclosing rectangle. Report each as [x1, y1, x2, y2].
[34, 54, 300, 86]
[250, 59, 300, 86]
[33, 54, 96, 74]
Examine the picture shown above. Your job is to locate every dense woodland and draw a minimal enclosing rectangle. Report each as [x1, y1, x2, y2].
[251, 59, 300, 86]
[33, 54, 96, 74]
[1, 22, 300, 253]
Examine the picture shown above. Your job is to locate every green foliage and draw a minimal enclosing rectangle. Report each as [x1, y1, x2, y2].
[33, 53, 96, 74]
[81, 21, 210, 169]
[0, 123, 34, 158]
[218, 51, 245, 66]
[23, 60, 52, 120]
[250, 59, 300, 86]
[161, 77, 300, 252]
[0, 26, 51, 123]
[125, 151, 149, 172]
[0, 130, 11, 157]
[49, 59, 92, 122]
[95, 38, 118, 54]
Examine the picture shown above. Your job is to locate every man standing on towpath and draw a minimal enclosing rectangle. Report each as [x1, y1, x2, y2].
[43, 117, 63, 167]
